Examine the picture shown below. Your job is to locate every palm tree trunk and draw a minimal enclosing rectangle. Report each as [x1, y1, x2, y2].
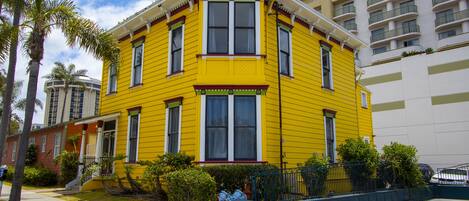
[60, 84, 68, 123]
[0, 0, 3, 15]
[0, 0, 21, 164]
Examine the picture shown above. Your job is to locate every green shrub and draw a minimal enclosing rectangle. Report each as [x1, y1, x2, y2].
[55, 151, 79, 184]
[425, 48, 434, 54]
[25, 144, 37, 166]
[300, 154, 329, 196]
[5, 166, 14, 181]
[337, 138, 379, 191]
[23, 166, 57, 186]
[166, 168, 217, 201]
[379, 142, 424, 188]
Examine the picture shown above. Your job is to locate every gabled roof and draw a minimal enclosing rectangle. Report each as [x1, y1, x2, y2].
[108, 0, 367, 49]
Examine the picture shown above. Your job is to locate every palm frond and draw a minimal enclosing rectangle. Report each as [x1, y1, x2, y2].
[15, 98, 43, 112]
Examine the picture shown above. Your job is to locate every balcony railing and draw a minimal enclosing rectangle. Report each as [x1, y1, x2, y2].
[335, 5, 356, 17]
[432, 0, 450, 6]
[435, 9, 469, 27]
[367, 0, 384, 7]
[371, 25, 420, 43]
[369, 5, 418, 25]
[343, 22, 358, 31]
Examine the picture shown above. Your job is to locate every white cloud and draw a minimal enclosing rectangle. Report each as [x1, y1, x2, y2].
[8, 0, 154, 124]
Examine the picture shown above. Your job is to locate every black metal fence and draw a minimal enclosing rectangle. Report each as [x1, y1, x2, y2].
[250, 163, 395, 201]
[433, 165, 469, 186]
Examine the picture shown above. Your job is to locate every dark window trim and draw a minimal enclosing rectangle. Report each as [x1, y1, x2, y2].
[167, 16, 186, 29]
[234, 2, 256, 54]
[322, 109, 337, 117]
[132, 44, 143, 86]
[131, 36, 146, 45]
[319, 40, 333, 50]
[205, 95, 229, 161]
[128, 112, 140, 163]
[164, 96, 184, 106]
[170, 26, 183, 74]
[321, 47, 332, 89]
[277, 19, 294, 30]
[279, 27, 291, 76]
[207, 2, 229, 54]
[167, 106, 180, 153]
[233, 95, 257, 161]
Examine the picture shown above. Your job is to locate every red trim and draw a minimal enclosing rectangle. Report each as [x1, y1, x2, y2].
[131, 36, 145, 45]
[195, 160, 268, 164]
[193, 85, 269, 90]
[127, 106, 142, 112]
[164, 96, 184, 104]
[277, 19, 293, 30]
[82, 124, 88, 130]
[167, 16, 186, 29]
[320, 40, 333, 49]
[323, 109, 337, 116]
[196, 54, 266, 58]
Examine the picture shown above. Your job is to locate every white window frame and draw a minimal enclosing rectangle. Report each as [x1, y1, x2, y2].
[361, 91, 368, 108]
[41, 135, 47, 153]
[107, 64, 117, 94]
[320, 46, 334, 89]
[126, 112, 141, 163]
[11, 142, 17, 162]
[53, 133, 61, 158]
[278, 26, 293, 76]
[130, 44, 144, 87]
[202, 0, 261, 55]
[199, 95, 262, 162]
[324, 116, 337, 163]
[164, 105, 182, 153]
[168, 25, 185, 75]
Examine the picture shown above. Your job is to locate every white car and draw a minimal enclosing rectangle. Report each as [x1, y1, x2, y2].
[430, 168, 469, 185]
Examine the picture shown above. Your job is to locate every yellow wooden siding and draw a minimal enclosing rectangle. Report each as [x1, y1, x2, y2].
[100, 7, 200, 175]
[263, 12, 360, 167]
[356, 85, 374, 144]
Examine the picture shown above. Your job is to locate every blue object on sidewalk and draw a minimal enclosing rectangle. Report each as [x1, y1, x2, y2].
[218, 189, 247, 201]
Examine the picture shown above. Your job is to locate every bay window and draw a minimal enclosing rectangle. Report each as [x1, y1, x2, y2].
[208, 2, 229, 54]
[205, 96, 228, 160]
[234, 96, 256, 160]
[234, 2, 255, 54]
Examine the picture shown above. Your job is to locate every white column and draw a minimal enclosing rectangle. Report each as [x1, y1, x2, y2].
[386, 1, 393, 11]
[77, 124, 88, 177]
[387, 2, 397, 50]
[460, 0, 469, 32]
[95, 122, 104, 163]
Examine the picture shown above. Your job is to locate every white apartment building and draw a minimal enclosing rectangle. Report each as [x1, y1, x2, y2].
[308, 0, 469, 168]
[43, 77, 101, 126]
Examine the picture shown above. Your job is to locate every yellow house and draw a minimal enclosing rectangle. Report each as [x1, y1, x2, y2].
[75, 0, 373, 185]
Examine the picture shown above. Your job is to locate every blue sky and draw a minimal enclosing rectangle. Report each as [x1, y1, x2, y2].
[9, 0, 154, 124]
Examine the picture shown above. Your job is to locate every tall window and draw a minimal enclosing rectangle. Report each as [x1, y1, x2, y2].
[208, 2, 229, 54]
[279, 27, 291, 75]
[436, 9, 454, 26]
[54, 133, 61, 158]
[41, 135, 47, 153]
[324, 111, 336, 163]
[170, 26, 184, 74]
[204, 95, 259, 161]
[361, 92, 368, 108]
[321, 45, 333, 89]
[70, 88, 84, 120]
[95, 90, 100, 115]
[205, 96, 228, 160]
[234, 96, 256, 160]
[401, 20, 417, 34]
[235, 2, 255, 54]
[48, 88, 59, 126]
[108, 64, 117, 93]
[127, 109, 140, 163]
[11, 142, 17, 162]
[166, 102, 181, 153]
[132, 42, 144, 86]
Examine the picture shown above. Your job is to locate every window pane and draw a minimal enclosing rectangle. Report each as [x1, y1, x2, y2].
[279, 29, 289, 52]
[169, 107, 180, 134]
[322, 49, 330, 69]
[172, 27, 182, 50]
[235, 3, 255, 27]
[206, 128, 228, 159]
[206, 96, 228, 160]
[209, 2, 228, 27]
[206, 96, 228, 127]
[323, 70, 331, 88]
[134, 45, 143, 66]
[280, 52, 289, 74]
[235, 29, 255, 53]
[234, 96, 256, 160]
[325, 117, 335, 162]
[172, 50, 181, 73]
[208, 28, 228, 53]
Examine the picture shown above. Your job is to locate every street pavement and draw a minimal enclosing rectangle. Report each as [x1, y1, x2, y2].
[0, 185, 63, 201]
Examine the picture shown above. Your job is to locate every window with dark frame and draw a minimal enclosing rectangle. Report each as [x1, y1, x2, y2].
[208, 2, 229, 54]
[325, 116, 335, 163]
[109, 64, 117, 93]
[234, 96, 256, 160]
[279, 28, 290, 75]
[167, 106, 180, 153]
[205, 96, 228, 160]
[234, 2, 255, 54]
[321, 47, 332, 89]
[132, 44, 143, 86]
[171, 26, 183, 74]
[128, 111, 140, 163]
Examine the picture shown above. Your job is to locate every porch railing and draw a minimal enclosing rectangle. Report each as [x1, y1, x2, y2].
[81, 156, 114, 183]
[433, 165, 469, 185]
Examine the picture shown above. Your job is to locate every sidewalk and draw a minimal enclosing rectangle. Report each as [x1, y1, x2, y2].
[0, 184, 64, 201]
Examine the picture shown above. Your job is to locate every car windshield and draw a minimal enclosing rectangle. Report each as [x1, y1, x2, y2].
[440, 169, 467, 175]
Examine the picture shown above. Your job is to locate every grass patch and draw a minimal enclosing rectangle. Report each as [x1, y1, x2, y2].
[59, 191, 148, 201]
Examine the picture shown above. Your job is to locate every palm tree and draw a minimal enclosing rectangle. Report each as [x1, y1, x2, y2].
[43, 62, 87, 123]
[0, 0, 23, 166]
[10, 0, 118, 199]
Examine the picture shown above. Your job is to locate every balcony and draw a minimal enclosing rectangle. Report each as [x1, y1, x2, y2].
[437, 32, 469, 50]
[432, 0, 459, 11]
[333, 5, 356, 21]
[367, 0, 387, 11]
[372, 45, 423, 64]
[369, 5, 418, 29]
[435, 9, 469, 31]
[371, 25, 420, 47]
[343, 22, 358, 33]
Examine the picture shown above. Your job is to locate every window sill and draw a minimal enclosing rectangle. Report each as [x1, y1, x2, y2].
[361, 106, 368, 109]
[167, 70, 184, 78]
[196, 54, 266, 58]
[195, 160, 267, 165]
[321, 86, 334, 92]
[129, 83, 143, 89]
[280, 73, 294, 79]
[106, 91, 117, 96]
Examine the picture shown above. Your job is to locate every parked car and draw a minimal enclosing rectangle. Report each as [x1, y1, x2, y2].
[430, 168, 469, 185]
[418, 163, 434, 183]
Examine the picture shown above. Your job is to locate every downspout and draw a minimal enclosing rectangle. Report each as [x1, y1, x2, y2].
[274, 1, 284, 170]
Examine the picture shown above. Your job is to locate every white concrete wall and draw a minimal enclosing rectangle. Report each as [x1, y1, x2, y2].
[362, 46, 469, 169]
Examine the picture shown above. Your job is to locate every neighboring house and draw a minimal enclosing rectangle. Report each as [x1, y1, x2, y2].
[44, 76, 101, 126]
[75, 0, 372, 189]
[4, 122, 97, 174]
[309, 0, 469, 168]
